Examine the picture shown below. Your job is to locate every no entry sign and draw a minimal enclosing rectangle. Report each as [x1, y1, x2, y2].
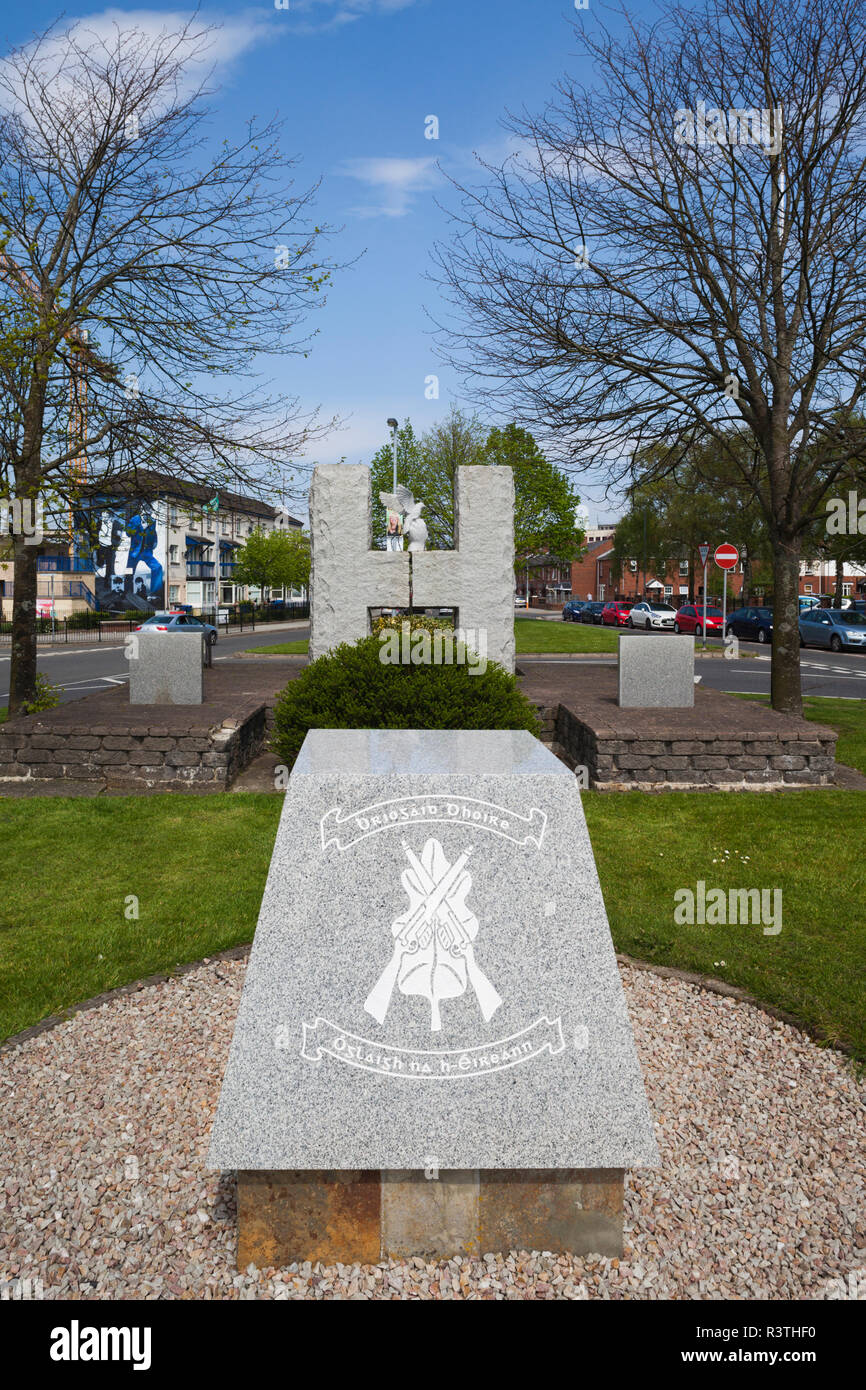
[714, 543, 739, 571]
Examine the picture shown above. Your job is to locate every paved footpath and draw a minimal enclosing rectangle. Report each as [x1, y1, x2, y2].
[0, 622, 307, 705]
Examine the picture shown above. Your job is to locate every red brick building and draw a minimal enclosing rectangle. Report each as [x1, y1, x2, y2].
[571, 540, 755, 605]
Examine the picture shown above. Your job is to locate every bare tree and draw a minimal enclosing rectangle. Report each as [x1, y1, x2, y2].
[0, 15, 338, 713]
[433, 0, 866, 713]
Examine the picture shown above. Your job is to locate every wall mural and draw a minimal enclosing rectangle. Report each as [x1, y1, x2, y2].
[80, 499, 166, 612]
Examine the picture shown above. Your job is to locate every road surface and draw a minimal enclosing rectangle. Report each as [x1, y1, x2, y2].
[1, 620, 864, 704]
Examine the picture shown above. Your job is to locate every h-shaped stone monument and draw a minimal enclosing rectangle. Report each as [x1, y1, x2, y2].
[309, 464, 516, 672]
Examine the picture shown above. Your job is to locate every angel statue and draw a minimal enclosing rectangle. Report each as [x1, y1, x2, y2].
[379, 485, 428, 553]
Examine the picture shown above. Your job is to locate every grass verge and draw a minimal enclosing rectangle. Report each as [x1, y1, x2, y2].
[585, 789, 866, 1060]
[246, 620, 621, 658]
[0, 794, 282, 1041]
[245, 640, 308, 655]
[515, 618, 618, 653]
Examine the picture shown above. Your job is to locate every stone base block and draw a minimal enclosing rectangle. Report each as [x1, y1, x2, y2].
[237, 1170, 381, 1269]
[236, 1168, 623, 1269]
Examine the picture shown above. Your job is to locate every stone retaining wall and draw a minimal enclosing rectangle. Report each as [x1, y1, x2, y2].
[536, 703, 837, 790]
[0, 701, 267, 790]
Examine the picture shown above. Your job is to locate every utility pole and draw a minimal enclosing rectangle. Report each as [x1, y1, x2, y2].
[387, 418, 398, 493]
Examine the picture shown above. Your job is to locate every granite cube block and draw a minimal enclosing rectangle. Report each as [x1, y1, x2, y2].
[128, 630, 204, 705]
[617, 635, 694, 708]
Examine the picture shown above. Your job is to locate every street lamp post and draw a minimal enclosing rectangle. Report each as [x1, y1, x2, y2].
[387, 418, 398, 493]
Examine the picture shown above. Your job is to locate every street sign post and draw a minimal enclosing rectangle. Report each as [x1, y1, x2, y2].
[698, 544, 710, 647]
[714, 543, 739, 644]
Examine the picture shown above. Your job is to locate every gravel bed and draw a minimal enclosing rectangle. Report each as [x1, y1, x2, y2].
[1, 958, 863, 1300]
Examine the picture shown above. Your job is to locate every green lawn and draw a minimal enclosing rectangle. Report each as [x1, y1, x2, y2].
[244, 640, 308, 654]
[515, 618, 618, 653]
[734, 694, 866, 776]
[0, 794, 282, 1041]
[1, 786, 864, 1059]
[246, 619, 619, 658]
[585, 789, 866, 1060]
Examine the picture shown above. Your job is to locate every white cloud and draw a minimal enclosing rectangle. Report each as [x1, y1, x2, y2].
[290, 0, 420, 28]
[59, 8, 272, 72]
[336, 155, 440, 217]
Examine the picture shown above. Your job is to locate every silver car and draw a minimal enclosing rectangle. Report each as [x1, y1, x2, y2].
[628, 601, 677, 630]
[799, 607, 866, 652]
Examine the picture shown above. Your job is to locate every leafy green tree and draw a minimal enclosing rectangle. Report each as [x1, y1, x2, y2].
[485, 423, 583, 569]
[233, 527, 310, 599]
[369, 410, 583, 571]
[613, 436, 774, 603]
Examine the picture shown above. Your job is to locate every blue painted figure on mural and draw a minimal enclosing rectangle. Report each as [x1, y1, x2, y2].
[125, 504, 164, 599]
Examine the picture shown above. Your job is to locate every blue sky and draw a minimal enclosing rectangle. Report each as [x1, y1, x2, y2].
[0, 0, 621, 520]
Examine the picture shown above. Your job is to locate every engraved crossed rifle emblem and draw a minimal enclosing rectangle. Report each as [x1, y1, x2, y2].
[364, 837, 502, 1033]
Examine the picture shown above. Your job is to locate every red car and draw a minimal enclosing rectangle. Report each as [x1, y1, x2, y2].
[601, 601, 634, 627]
[673, 604, 725, 636]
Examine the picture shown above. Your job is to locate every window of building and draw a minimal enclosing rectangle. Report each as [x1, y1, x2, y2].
[679, 560, 689, 574]
[170, 505, 179, 525]
[169, 545, 178, 563]
[207, 515, 215, 533]
[664, 585, 673, 597]
[804, 584, 813, 593]
[843, 583, 852, 596]
[169, 584, 180, 602]
[221, 516, 229, 534]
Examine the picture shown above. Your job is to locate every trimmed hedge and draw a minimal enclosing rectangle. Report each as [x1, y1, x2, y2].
[271, 634, 541, 768]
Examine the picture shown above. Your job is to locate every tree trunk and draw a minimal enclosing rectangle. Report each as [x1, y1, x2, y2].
[770, 538, 802, 716]
[8, 535, 39, 716]
[833, 554, 844, 608]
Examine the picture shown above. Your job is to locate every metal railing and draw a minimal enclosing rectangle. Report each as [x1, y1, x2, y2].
[0, 599, 309, 644]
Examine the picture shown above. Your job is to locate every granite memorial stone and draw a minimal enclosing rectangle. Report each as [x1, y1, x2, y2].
[128, 629, 204, 705]
[210, 730, 657, 1257]
[618, 632, 695, 708]
[309, 464, 515, 672]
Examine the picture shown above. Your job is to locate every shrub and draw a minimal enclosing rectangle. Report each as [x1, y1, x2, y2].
[20, 674, 62, 716]
[271, 634, 541, 768]
[371, 612, 454, 638]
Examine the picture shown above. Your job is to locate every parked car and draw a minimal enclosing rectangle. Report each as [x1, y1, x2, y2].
[725, 606, 774, 644]
[849, 599, 866, 615]
[579, 601, 606, 624]
[673, 604, 725, 636]
[561, 599, 587, 622]
[799, 606, 866, 652]
[601, 600, 634, 627]
[514, 595, 529, 609]
[628, 601, 677, 630]
[136, 611, 218, 645]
